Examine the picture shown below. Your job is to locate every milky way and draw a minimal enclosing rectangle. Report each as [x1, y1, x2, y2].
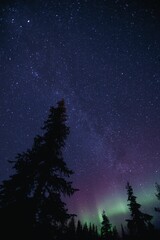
[0, 0, 160, 229]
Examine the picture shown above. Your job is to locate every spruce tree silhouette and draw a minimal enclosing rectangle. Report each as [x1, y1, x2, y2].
[101, 210, 113, 240]
[89, 223, 99, 240]
[83, 222, 89, 239]
[126, 182, 153, 240]
[93, 224, 99, 240]
[76, 219, 83, 240]
[0, 100, 77, 240]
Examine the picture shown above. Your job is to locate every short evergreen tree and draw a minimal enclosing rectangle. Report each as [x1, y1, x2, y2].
[83, 222, 89, 239]
[101, 210, 113, 240]
[89, 223, 99, 240]
[0, 100, 77, 240]
[66, 216, 76, 240]
[126, 182, 153, 239]
[76, 220, 83, 240]
[89, 223, 93, 239]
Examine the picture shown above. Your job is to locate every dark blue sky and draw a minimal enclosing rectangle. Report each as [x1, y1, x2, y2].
[0, 0, 160, 227]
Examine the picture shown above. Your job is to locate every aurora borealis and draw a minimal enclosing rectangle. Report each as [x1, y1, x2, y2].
[75, 184, 158, 230]
[0, 0, 160, 231]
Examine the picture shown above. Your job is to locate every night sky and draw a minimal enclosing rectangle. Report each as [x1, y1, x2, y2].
[0, 0, 160, 230]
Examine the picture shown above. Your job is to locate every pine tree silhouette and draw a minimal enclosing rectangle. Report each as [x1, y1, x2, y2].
[76, 220, 83, 240]
[126, 182, 153, 240]
[101, 210, 113, 240]
[89, 223, 99, 240]
[83, 222, 89, 239]
[0, 100, 77, 240]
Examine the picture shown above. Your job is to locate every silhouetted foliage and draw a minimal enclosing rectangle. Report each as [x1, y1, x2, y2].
[76, 219, 83, 240]
[64, 219, 100, 240]
[126, 182, 154, 240]
[0, 100, 77, 240]
[89, 223, 99, 240]
[101, 210, 113, 240]
[0, 99, 160, 240]
[66, 216, 76, 240]
[83, 222, 89, 239]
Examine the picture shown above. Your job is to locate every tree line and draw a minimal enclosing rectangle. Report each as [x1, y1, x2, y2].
[0, 99, 160, 240]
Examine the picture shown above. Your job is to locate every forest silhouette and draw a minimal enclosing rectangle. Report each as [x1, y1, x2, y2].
[0, 100, 160, 240]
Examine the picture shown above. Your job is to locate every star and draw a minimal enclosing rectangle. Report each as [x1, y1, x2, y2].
[0, 0, 160, 231]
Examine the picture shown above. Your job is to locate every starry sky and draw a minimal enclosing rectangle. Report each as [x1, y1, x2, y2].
[0, 0, 160, 230]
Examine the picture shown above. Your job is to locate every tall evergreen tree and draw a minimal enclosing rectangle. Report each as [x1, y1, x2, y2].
[126, 182, 153, 239]
[0, 100, 77, 240]
[101, 210, 113, 240]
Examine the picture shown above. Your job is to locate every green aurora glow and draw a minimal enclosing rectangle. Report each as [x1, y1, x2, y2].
[79, 186, 158, 229]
